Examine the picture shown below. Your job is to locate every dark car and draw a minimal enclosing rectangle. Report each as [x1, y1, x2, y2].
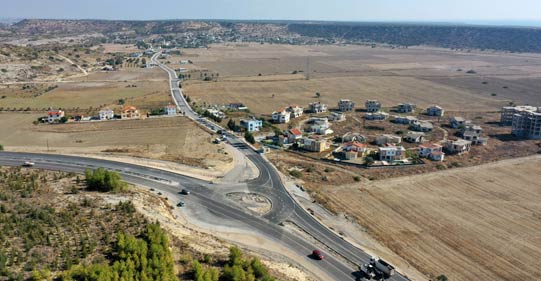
[312, 250, 324, 260]
[179, 189, 190, 195]
[177, 201, 185, 207]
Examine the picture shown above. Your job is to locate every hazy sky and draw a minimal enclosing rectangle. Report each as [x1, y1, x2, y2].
[2, 0, 541, 23]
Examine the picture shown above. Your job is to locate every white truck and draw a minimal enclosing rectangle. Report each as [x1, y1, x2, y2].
[360, 257, 395, 280]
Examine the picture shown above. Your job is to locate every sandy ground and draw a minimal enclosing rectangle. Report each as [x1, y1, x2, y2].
[180, 43, 541, 115]
[319, 155, 541, 281]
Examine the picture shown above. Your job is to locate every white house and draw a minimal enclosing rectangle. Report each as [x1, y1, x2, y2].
[411, 121, 434, 132]
[47, 109, 65, 123]
[164, 104, 177, 116]
[365, 100, 381, 113]
[286, 128, 303, 143]
[338, 99, 355, 112]
[328, 112, 346, 122]
[365, 112, 389, 120]
[394, 115, 418, 125]
[287, 105, 304, 118]
[450, 116, 471, 129]
[240, 118, 263, 132]
[427, 105, 445, 117]
[419, 143, 445, 161]
[378, 145, 406, 162]
[375, 134, 402, 145]
[99, 108, 114, 120]
[396, 103, 416, 113]
[308, 102, 328, 113]
[272, 109, 291, 123]
[403, 131, 426, 143]
[445, 139, 472, 155]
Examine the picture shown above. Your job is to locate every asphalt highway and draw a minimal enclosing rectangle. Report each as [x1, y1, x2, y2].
[0, 52, 410, 281]
[151, 52, 410, 281]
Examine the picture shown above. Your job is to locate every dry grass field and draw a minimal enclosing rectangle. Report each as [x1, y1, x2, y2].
[0, 68, 170, 111]
[182, 44, 541, 114]
[0, 113, 232, 170]
[319, 156, 541, 281]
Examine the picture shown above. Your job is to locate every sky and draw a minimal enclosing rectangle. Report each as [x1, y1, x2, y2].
[2, 0, 541, 25]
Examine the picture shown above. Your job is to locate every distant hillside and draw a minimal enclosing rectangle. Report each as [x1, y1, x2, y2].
[3, 19, 541, 53]
[288, 23, 541, 53]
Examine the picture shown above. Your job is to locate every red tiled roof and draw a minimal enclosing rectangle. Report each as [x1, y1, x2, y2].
[47, 110, 63, 116]
[344, 141, 366, 148]
[122, 105, 137, 112]
[289, 128, 302, 136]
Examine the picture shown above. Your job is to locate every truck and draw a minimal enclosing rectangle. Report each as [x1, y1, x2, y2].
[359, 257, 395, 280]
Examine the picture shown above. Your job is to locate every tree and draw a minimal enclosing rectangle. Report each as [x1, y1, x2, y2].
[60, 116, 68, 123]
[436, 275, 448, 281]
[0, 144, 3, 151]
[315, 92, 321, 99]
[84, 168, 127, 192]
[141, 58, 147, 65]
[364, 156, 375, 166]
[227, 119, 236, 131]
[244, 131, 255, 145]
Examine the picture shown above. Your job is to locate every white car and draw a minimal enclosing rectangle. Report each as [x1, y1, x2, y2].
[22, 161, 35, 167]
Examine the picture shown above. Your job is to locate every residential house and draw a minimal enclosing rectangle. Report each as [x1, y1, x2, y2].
[308, 102, 328, 113]
[419, 143, 445, 161]
[450, 116, 471, 129]
[375, 134, 402, 145]
[403, 131, 426, 143]
[227, 103, 248, 111]
[445, 139, 472, 155]
[240, 118, 263, 132]
[328, 112, 346, 122]
[121, 106, 141, 120]
[394, 115, 419, 125]
[99, 108, 114, 120]
[365, 112, 389, 121]
[338, 141, 368, 160]
[301, 136, 329, 152]
[426, 105, 445, 117]
[511, 106, 541, 139]
[342, 133, 367, 143]
[461, 124, 489, 145]
[286, 128, 303, 143]
[365, 100, 381, 113]
[287, 105, 304, 119]
[307, 118, 333, 135]
[47, 109, 65, 123]
[272, 108, 291, 123]
[396, 103, 416, 113]
[338, 99, 355, 112]
[411, 121, 434, 132]
[500, 105, 538, 125]
[164, 104, 177, 116]
[206, 109, 226, 120]
[378, 145, 407, 162]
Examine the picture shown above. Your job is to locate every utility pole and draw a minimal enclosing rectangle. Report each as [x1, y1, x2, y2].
[46, 139, 49, 152]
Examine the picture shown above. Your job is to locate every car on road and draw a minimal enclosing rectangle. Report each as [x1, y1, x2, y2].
[179, 189, 190, 195]
[157, 192, 162, 195]
[312, 249, 324, 260]
[22, 161, 35, 167]
[177, 201, 185, 207]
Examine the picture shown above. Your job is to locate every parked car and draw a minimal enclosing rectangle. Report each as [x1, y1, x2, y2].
[177, 201, 185, 207]
[179, 189, 190, 195]
[312, 250, 324, 260]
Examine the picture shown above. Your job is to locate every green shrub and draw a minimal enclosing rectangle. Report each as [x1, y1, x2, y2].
[289, 170, 302, 178]
[84, 168, 127, 192]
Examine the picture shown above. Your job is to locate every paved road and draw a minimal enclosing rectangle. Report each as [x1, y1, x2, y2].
[150, 52, 410, 281]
